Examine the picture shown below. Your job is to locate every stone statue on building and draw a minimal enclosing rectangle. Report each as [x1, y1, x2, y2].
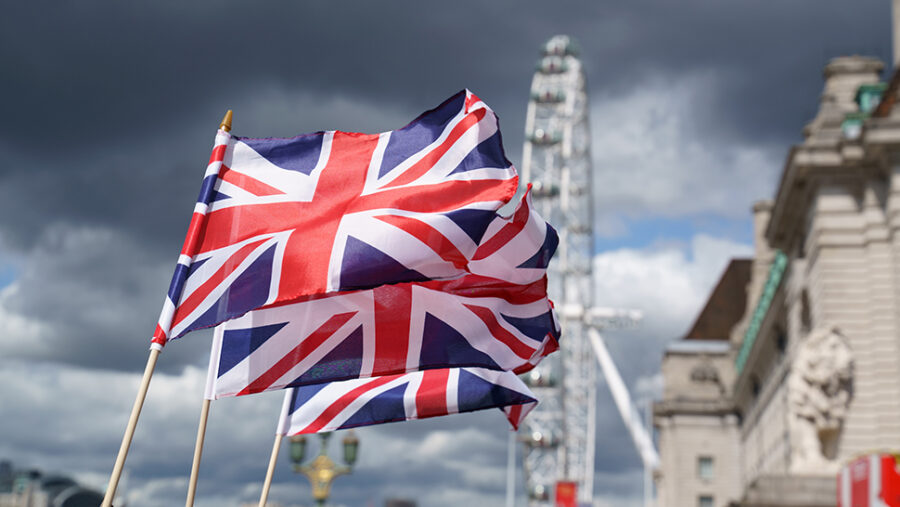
[787, 326, 853, 474]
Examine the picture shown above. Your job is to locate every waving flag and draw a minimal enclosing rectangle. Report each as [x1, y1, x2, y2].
[153, 90, 519, 346]
[204, 274, 559, 399]
[275, 367, 538, 434]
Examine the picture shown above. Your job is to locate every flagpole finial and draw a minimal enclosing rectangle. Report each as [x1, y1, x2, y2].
[220, 110, 233, 132]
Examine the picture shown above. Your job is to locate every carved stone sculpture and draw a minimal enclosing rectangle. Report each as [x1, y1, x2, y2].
[690, 357, 725, 396]
[787, 326, 853, 474]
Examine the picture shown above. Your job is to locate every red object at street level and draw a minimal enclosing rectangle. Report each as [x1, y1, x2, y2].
[555, 481, 577, 507]
[838, 454, 900, 506]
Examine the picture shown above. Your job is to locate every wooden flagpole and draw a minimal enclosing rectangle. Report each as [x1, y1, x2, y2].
[185, 399, 211, 507]
[101, 110, 233, 507]
[258, 434, 284, 507]
[101, 347, 160, 507]
[185, 323, 227, 507]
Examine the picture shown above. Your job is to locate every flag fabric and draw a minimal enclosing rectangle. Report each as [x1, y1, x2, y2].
[275, 367, 538, 435]
[153, 89, 519, 346]
[467, 186, 558, 286]
[204, 273, 560, 399]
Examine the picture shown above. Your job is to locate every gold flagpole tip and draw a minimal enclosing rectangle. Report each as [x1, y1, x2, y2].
[220, 110, 233, 132]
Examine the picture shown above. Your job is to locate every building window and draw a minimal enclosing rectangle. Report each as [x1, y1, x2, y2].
[698, 495, 714, 507]
[775, 326, 787, 354]
[697, 456, 714, 480]
[800, 289, 812, 334]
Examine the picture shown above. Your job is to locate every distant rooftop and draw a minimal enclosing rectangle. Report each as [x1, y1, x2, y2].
[683, 259, 752, 341]
[0, 461, 103, 507]
[666, 339, 731, 355]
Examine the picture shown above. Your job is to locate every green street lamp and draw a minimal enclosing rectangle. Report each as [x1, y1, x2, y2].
[289, 431, 359, 506]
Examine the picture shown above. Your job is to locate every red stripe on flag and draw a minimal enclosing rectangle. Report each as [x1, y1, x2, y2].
[425, 275, 548, 305]
[512, 332, 559, 375]
[301, 374, 400, 433]
[465, 92, 482, 113]
[505, 404, 523, 430]
[170, 238, 269, 329]
[219, 165, 285, 197]
[352, 178, 518, 216]
[180, 212, 207, 257]
[463, 304, 536, 359]
[208, 144, 227, 164]
[471, 195, 530, 261]
[151, 324, 167, 346]
[513, 363, 535, 375]
[373, 215, 468, 269]
[372, 284, 412, 376]
[416, 369, 449, 418]
[275, 131, 380, 298]
[238, 311, 357, 396]
[541, 334, 560, 356]
[382, 108, 488, 189]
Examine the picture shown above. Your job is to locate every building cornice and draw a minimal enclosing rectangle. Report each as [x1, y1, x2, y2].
[863, 114, 900, 151]
[665, 340, 731, 355]
[739, 475, 836, 506]
[765, 141, 868, 251]
[653, 397, 737, 418]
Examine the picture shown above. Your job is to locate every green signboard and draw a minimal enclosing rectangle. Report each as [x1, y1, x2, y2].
[735, 250, 787, 374]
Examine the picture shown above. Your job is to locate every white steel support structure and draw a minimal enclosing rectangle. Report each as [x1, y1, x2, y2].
[519, 36, 660, 506]
[587, 328, 660, 473]
[520, 35, 596, 505]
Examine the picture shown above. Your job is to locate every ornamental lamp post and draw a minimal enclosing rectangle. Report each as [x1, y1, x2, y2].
[289, 431, 359, 506]
[341, 431, 359, 467]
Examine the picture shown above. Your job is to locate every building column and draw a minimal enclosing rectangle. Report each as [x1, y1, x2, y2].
[805, 180, 872, 456]
[861, 177, 900, 452]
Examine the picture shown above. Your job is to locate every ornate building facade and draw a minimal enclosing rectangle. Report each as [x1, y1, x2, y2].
[654, 54, 900, 507]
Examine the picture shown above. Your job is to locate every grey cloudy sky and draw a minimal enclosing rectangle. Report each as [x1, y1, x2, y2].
[0, 1, 891, 506]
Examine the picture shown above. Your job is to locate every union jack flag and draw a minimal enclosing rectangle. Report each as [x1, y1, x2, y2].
[204, 274, 560, 399]
[153, 90, 519, 346]
[275, 367, 538, 434]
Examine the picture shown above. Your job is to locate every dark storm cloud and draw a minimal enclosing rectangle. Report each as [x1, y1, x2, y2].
[6, 1, 887, 145]
[0, 223, 210, 372]
[0, 0, 890, 247]
[1, 0, 890, 250]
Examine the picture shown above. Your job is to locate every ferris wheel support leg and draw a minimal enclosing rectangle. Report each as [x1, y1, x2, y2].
[587, 327, 660, 470]
[506, 429, 516, 507]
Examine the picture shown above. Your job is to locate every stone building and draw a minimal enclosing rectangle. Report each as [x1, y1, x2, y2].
[654, 260, 748, 507]
[654, 54, 900, 507]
